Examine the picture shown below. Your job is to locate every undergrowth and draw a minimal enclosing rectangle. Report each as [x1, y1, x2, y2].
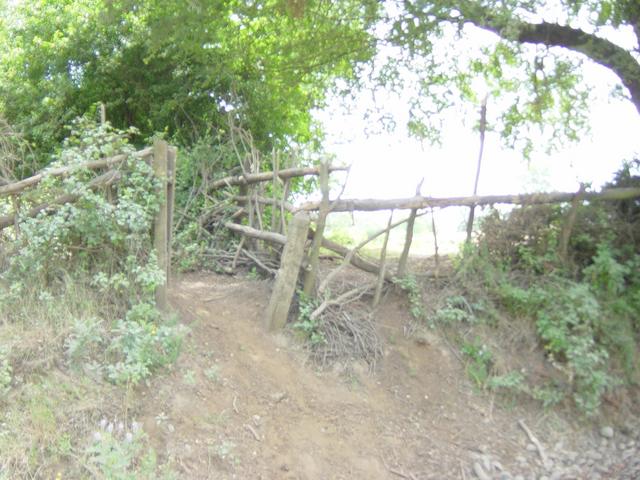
[419, 162, 640, 416]
[0, 117, 183, 477]
[446, 242, 639, 415]
[293, 291, 326, 346]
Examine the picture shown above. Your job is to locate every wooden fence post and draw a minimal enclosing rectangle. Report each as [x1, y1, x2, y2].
[303, 160, 329, 297]
[153, 139, 169, 311]
[265, 212, 310, 331]
[166, 146, 177, 288]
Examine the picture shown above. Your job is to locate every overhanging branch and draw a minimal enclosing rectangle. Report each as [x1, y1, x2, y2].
[460, 4, 640, 115]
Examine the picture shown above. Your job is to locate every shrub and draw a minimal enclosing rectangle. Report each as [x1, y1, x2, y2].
[1, 117, 163, 314]
[461, 162, 640, 414]
[107, 304, 185, 385]
[0, 118, 184, 386]
[65, 317, 105, 366]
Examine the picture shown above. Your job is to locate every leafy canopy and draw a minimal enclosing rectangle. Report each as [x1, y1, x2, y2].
[384, 0, 640, 156]
[0, 0, 379, 166]
[1, 0, 638, 165]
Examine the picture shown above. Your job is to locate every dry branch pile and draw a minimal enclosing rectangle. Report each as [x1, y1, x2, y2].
[312, 306, 384, 368]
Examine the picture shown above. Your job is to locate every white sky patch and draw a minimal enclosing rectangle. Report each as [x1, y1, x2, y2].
[314, 36, 640, 253]
[318, 87, 639, 200]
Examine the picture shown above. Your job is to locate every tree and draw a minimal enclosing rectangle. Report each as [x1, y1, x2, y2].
[388, 0, 640, 155]
[0, 0, 379, 166]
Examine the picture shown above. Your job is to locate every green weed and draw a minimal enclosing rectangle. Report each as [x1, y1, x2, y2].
[293, 291, 326, 346]
[85, 420, 175, 479]
[461, 339, 493, 387]
[393, 275, 426, 322]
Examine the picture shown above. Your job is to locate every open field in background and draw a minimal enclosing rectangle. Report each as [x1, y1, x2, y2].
[325, 209, 474, 256]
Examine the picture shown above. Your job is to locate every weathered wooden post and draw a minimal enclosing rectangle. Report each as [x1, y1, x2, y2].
[166, 146, 177, 288]
[265, 212, 310, 331]
[303, 160, 329, 297]
[152, 139, 169, 311]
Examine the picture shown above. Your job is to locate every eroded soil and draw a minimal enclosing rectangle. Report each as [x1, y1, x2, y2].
[131, 272, 638, 479]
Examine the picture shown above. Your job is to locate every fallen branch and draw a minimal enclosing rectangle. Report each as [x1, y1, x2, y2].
[232, 195, 295, 212]
[517, 419, 551, 470]
[242, 248, 277, 275]
[225, 222, 397, 280]
[209, 165, 348, 191]
[244, 424, 261, 442]
[0, 170, 122, 230]
[319, 213, 425, 294]
[224, 221, 450, 284]
[317, 235, 395, 282]
[299, 187, 640, 212]
[225, 222, 288, 246]
[310, 283, 374, 321]
[0, 147, 152, 197]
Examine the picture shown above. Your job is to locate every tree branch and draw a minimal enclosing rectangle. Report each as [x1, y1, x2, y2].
[208, 165, 348, 191]
[300, 187, 640, 212]
[460, 5, 640, 115]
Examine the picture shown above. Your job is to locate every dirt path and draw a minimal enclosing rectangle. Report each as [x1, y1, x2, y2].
[134, 273, 638, 479]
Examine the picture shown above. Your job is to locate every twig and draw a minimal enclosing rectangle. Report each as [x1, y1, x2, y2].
[242, 248, 276, 275]
[460, 460, 467, 480]
[389, 469, 412, 479]
[231, 237, 245, 272]
[318, 212, 429, 295]
[381, 456, 415, 480]
[518, 419, 551, 469]
[244, 424, 261, 442]
[313, 309, 383, 367]
[310, 283, 374, 321]
[232, 395, 239, 414]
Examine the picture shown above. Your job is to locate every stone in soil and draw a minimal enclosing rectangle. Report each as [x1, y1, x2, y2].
[600, 426, 614, 438]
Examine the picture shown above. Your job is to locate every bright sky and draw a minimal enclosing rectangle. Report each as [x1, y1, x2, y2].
[317, 66, 639, 202]
[314, 31, 640, 253]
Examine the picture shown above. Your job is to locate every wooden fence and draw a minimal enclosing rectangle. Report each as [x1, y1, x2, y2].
[215, 163, 640, 331]
[5, 133, 636, 326]
[0, 139, 176, 311]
